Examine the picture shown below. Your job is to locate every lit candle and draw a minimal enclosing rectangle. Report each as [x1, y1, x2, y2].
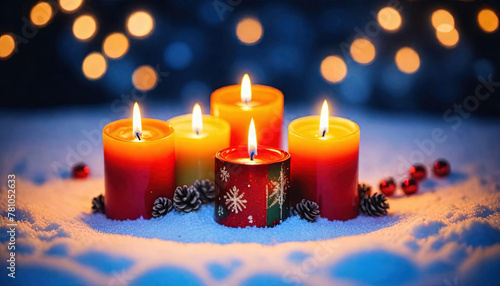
[168, 104, 230, 186]
[103, 102, 175, 220]
[288, 101, 360, 221]
[215, 118, 291, 228]
[211, 74, 284, 148]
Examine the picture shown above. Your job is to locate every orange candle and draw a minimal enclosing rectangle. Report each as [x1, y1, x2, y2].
[103, 103, 175, 220]
[168, 104, 230, 186]
[211, 74, 283, 148]
[288, 101, 360, 221]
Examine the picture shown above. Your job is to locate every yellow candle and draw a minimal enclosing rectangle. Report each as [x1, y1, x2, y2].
[288, 100, 360, 221]
[168, 104, 230, 186]
[211, 74, 284, 148]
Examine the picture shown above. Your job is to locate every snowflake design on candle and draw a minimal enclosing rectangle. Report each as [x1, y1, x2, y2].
[220, 166, 230, 182]
[268, 165, 289, 209]
[248, 215, 253, 224]
[218, 205, 224, 217]
[224, 186, 247, 214]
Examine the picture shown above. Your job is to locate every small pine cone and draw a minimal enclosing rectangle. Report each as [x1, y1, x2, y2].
[173, 185, 202, 213]
[92, 194, 105, 214]
[152, 197, 173, 218]
[293, 199, 320, 222]
[358, 183, 372, 197]
[360, 193, 389, 217]
[193, 180, 215, 203]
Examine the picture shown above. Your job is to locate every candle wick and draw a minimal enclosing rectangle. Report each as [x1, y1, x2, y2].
[322, 130, 326, 137]
[250, 150, 256, 161]
[136, 133, 141, 141]
[196, 130, 199, 135]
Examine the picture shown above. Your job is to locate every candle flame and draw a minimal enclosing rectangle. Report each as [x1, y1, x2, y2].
[241, 73, 252, 104]
[319, 100, 329, 137]
[192, 103, 203, 135]
[248, 118, 257, 160]
[133, 102, 142, 140]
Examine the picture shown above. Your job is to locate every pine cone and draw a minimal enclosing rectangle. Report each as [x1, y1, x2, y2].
[152, 197, 173, 218]
[92, 194, 105, 214]
[358, 183, 372, 197]
[193, 179, 215, 203]
[360, 193, 389, 217]
[173, 185, 202, 213]
[293, 199, 320, 222]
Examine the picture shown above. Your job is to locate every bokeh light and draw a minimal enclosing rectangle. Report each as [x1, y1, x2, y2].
[236, 18, 263, 45]
[395, 47, 420, 74]
[103, 33, 129, 59]
[431, 9, 454, 33]
[73, 15, 97, 41]
[164, 42, 193, 70]
[82, 52, 107, 80]
[59, 0, 83, 13]
[0, 34, 16, 59]
[377, 7, 402, 32]
[132, 65, 158, 91]
[126, 11, 154, 38]
[436, 28, 459, 48]
[320, 56, 347, 83]
[350, 38, 376, 65]
[477, 9, 499, 33]
[30, 2, 53, 27]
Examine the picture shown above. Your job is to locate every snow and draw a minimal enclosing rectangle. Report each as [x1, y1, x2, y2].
[1, 102, 500, 285]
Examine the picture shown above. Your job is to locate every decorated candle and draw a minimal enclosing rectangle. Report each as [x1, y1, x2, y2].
[168, 104, 230, 186]
[215, 119, 291, 228]
[103, 103, 175, 220]
[288, 101, 360, 221]
[211, 74, 284, 148]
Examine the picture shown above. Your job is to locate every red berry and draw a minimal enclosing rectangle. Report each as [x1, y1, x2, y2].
[409, 164, 427, 181]
[72, 163, 90, 179]
[433, 159, 450, 178]
[379, 177, 396, 197]
[401, 178, 418, 195]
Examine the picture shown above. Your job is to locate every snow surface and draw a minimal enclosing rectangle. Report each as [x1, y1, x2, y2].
[1, 102, 500, 285]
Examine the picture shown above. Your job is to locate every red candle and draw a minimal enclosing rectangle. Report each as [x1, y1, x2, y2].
[103, 103, 175, 220]
[215, 119, 291, 228]
[288, 101, 360, 221]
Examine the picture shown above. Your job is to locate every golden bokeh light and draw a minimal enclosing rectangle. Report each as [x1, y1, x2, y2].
[126, 11, 154, 38]
[436, 28, 459, 48]
[73, 15, 97, 41]
[350, 38, 376, 65]
[30, 2, 53, 27]
[377, 7, 402, 31]
[320, 56, 347, 83]
[103, 33, 129, 59]
[236, 18, 263, 45]
[59, 0, 83, 13]
[478, 9, 499, 33]
[82, 52, 107, 80]
[132, 65, 158, 91]
[395, 47, 420, 74]
[431, 9, 454, 33]
[0, 34, 16, 59]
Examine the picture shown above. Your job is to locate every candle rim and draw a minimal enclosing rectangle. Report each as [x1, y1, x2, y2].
[216, 146, 290, 165]
[211, 84, 283, 108]
[103, 118, 174, 142]
[289, 115, 360, 142]
[168, 114, 230, 138]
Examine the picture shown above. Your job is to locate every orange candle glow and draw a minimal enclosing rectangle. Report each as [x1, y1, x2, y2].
[211, 74, 284, 148]
[168, 104, 230, 186]
[103, 102, 175, 220]
[288, 100, 360, 221]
